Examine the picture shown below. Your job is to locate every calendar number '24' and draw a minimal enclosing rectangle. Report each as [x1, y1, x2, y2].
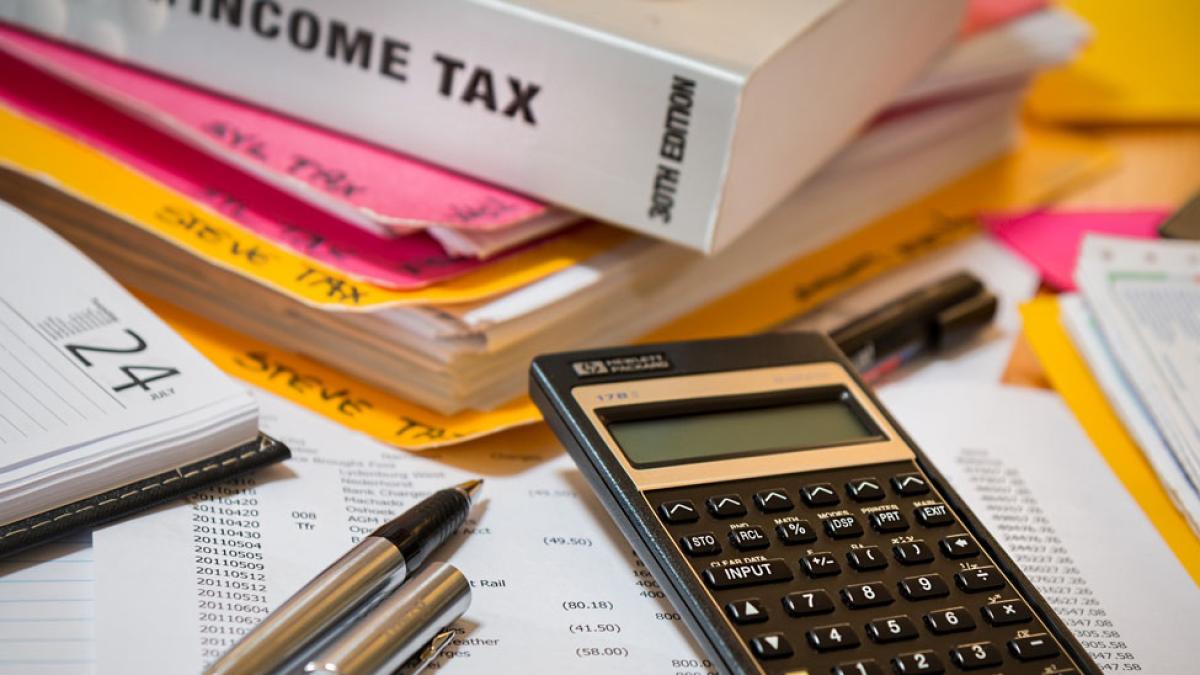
[64, 328, 180, 392]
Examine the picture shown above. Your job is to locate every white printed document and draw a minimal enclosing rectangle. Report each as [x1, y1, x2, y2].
[1076, 235, 1200, 503]
[1058, 293, 1200, 535]
[882, 383, 1196, 672]
[87, 384, 1194, 673]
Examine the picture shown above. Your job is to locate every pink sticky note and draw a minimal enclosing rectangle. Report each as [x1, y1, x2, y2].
[0, 48, 516, 290]
[961, 0, 1047, 37]
[0, 25, 551, 233]
[983, 210, 1167, 290]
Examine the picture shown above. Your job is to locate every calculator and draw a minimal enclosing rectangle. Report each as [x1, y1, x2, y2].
[530, 333, 1096, 675]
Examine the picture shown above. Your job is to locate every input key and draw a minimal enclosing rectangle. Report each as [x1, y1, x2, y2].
[702, 558, 793, 590]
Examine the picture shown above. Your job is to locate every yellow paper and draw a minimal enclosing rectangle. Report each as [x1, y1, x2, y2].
[0, 104, 626, 310]
[1027, 1, 1200, 122]
[649, 126, 1114, 340]
[141, 294, 541, 450]
[135, 125, 1114, 451]
[1021, 296, 1200, 584]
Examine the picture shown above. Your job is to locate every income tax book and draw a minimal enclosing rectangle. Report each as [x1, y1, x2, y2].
[0, 0, 964, 251]
[0, 201, 289, 556]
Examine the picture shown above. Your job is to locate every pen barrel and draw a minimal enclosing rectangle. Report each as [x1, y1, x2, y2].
[204, 538, 406, 675]
[370, 488, 471, 573]
[304, 563, 472, 675]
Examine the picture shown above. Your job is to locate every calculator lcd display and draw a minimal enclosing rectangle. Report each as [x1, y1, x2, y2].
[604, 394, 881, 468]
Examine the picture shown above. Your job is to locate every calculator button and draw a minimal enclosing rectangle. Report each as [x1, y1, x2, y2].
[806, 623, 860, 651]
[753, 488, 793, 512]
[728, 526, 770, 551]
[898, 573, 949, 600]
[939, 534, 979, 559]
[725, 598, 768, 624]
[869, 509, 908, 533]
[847, 546, 888, 571]
[706, 494, 746, 518]
[865, 615, 918, 643]
[658, 500, 698, 524]
[824, 515, 863, 539]
[914, 503, 954, 527]
[846, 477, 885, 501]
[893, 540, 934, 565]
[892, 650, 944, 674]
[679, 532, 721, 557]
[955, 566, 1004, 593]
[782, 589, 834, 616]
[924, 606, 975, 634]
[702, 558, 792, 589]
[802, 483, 840, 507]
[833, 660, 884, 675]
[950, 642, 1002, 670]
[982, 599, 1031, 626]
[1008, 634, 1059, 661]
[840, 582, 892, 609]
[801, 551, 841, 577]
[749, 633, 793, 660]
[776, 520, 817, 545]
[891, 473, 929, 496]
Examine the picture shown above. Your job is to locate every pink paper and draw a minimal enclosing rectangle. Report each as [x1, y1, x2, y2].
[0, 48, 512, 290]
[984, 210, 1167, 290]
[961, 0, 1047, 37]
[0, 25, 550, 233]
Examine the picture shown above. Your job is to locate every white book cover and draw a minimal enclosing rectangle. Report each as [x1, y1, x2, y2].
[0, 0, 964, 251]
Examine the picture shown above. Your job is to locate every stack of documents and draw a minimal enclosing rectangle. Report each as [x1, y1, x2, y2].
[0, 7, 1087, 416]
[1066, 235, 1200, 534]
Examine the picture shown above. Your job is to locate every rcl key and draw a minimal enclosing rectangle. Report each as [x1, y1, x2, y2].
[729, 526, 769, 551]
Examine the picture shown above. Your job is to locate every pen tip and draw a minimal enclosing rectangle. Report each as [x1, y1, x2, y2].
[456, 479, 484, 501]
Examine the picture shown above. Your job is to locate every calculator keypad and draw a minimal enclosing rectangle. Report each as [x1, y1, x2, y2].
[647, 460, 1078, 674]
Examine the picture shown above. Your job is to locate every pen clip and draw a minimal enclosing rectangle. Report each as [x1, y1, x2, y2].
[394, 626, 456, 675]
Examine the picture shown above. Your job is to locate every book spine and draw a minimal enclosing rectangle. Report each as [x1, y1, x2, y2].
[0, 0, 741, 249]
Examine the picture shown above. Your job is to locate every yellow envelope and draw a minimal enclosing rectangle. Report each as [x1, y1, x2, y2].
[1027, 1, 1200, 121]
[143, 294, 541, 450]
[0, 104, 627, 310]
[1021, 296, 1200, 584]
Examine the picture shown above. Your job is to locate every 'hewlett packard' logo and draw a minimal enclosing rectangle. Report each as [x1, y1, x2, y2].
[571, 353, 671, 378]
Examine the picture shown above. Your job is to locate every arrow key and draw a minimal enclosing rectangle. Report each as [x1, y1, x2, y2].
[749, 632, 793, 660]
[754, 488, 793, 512]
[802, 482, 840, 507]
[706, 494, 746, 518]
[658, 500, 698, 524]
[939, 534, 979, 559]
[847, 477, 884, 501]
[725, 598, 768, 624]
[891, 472, 929, 496]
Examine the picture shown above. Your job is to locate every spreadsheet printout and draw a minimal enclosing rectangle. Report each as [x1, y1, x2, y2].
[86, 385, 1195, 673]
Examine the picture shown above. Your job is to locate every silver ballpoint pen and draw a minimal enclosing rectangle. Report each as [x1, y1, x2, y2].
[304, 562, 471, 675]
[204, 479, 483, 675]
